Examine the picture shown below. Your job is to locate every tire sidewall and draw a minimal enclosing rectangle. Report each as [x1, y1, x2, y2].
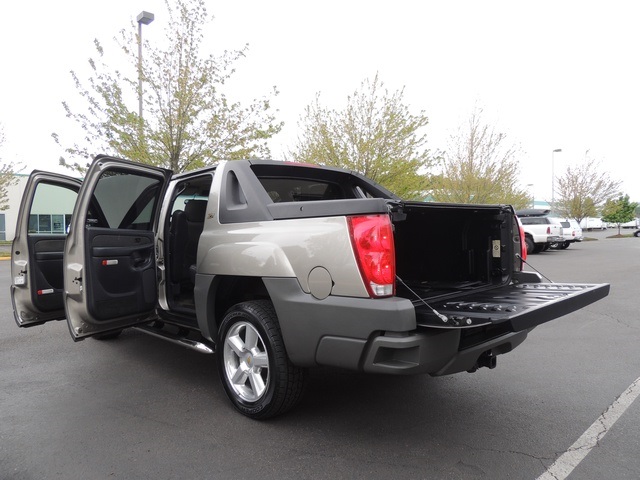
[525, 236, 535, 255]
[217, 303, 280, 418]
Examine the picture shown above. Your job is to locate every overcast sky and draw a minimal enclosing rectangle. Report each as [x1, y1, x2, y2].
[1, 0, 639, 202]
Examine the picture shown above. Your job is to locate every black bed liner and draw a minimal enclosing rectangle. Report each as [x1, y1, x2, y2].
[414, 282, 610, 332]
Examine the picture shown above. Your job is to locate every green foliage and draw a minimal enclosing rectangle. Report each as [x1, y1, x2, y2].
[429, 108, 530, 208]
[54, 0, 282, 173]
[288, 74, 434, 199]
[601, 195, 638, 235]
[0, 125, 20, 211]
[554, 157, 621, 224]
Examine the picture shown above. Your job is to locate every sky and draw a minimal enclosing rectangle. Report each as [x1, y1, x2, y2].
[1, 0, 639, 202]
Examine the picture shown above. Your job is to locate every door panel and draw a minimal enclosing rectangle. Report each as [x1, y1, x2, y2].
[85, 228, 156, 321]
[63, 156, 171, 340]
[11, 173, 80, 327]
[29, 236, 66, 313]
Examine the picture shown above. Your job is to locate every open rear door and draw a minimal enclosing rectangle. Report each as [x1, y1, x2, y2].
[63, 156, 171, 340]
[11, 172, 81, 327]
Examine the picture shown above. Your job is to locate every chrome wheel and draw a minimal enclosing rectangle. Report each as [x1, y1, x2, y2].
[222, 320, 270, 403]
[217, 300, 306, 419]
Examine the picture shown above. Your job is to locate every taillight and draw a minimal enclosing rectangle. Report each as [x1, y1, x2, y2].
[347, 215, 395, 297]
[519, 223, 527, 262]
[515, 215, 526, 270]
[546, 226, 551, 234]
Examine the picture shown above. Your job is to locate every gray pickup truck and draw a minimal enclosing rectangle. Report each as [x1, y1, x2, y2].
[11, 156, 609, 418]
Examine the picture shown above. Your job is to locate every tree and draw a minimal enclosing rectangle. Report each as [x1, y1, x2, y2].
[288, 74, 435, 199]
[429, 108, 530, 208]
[0, 125, 20, 211]
[54, 0, 282, 173]
[554, 157, 621, 225]
[601, 195, 638, 235]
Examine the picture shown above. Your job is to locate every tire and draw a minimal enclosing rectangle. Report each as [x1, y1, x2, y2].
[217, 300, 305, 420]
[525, 236, 535, 255]
[92, 330, 123, 340]
[560, 241, 570, 249]
[634, 230, 640, 237]
[532, 243, 544, 254]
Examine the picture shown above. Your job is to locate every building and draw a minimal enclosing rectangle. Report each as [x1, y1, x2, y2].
[3, 174, 78, 241]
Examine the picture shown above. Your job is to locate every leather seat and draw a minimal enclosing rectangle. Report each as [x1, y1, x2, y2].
[169, 199, 207, 289]
[183, 200, 207, 278]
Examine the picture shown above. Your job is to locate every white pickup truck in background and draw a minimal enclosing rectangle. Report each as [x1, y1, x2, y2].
[516, 209, 564, 254]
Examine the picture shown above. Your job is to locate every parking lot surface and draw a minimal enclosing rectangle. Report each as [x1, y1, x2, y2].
[1, 232, 638, 479]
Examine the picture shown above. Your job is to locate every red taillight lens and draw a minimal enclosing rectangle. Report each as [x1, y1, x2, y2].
[347, 215, 396, 297]
[546, 226, 551, 234]
[519, 224, 527, 262]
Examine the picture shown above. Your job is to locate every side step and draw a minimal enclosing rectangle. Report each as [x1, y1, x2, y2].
[133, 324, 216, 354]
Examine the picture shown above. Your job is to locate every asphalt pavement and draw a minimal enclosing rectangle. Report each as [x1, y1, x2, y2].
[1, 232, 638, 479]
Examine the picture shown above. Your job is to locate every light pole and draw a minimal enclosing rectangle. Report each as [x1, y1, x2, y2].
[551, 148, 562, 207]
[137, 11, 154, 121]
[527, 183, 535, 208]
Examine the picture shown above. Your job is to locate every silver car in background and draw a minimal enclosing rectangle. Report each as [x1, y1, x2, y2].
[552, 219, 584, 249]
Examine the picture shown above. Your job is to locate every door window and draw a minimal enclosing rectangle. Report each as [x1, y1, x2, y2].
[91, 169, 162, 230]
[28, 182, 78, 233]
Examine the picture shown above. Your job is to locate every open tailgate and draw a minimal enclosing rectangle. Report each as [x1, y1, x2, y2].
[415, 282, 610, 332]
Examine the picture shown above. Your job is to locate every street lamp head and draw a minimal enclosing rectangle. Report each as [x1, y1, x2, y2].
[137, 11, 155, 25]
[553, 148, 562, 153]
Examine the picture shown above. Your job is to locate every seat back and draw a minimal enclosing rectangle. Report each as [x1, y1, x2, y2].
[184, 200, 207, 269]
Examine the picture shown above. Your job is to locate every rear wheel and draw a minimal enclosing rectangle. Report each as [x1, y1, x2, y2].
[560, 241, 571, 249]
[525, 236, 535, 255]
[217, 300, 305, 419]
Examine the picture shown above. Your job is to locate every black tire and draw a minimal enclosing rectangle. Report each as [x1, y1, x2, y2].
[92, 330, 123, 340]
[560, 241, 570, 249]
[532, 243, 544, 254]
[634, 230, 640, 237]
[525, 236, 535, 255]
[217, 300, 305, 420]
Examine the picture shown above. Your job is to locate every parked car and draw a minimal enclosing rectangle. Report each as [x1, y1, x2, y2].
[10, 156, 610, 419]
[552, 219, 584, 249]
[516, 209, 564, 254]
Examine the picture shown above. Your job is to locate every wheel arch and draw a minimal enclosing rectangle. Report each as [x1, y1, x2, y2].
[195, 274, 271, 342]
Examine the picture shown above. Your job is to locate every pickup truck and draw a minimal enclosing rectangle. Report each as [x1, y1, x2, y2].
[516, 209, 564, 254]
[11, 156, 610, 419]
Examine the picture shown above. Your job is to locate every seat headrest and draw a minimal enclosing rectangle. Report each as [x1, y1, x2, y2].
[184, 200, 207, 222]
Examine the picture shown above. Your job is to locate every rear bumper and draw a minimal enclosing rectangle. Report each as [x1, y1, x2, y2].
[262, 277, 609, 375]
[358, 329, 528, 375]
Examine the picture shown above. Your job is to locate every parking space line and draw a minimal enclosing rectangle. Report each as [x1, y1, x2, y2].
[537, 376, 640, 480]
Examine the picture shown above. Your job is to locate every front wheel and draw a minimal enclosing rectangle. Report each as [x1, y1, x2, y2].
[217, 300, 305, 419]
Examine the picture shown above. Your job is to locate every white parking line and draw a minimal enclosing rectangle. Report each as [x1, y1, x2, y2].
[537, 376, 640, 480]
